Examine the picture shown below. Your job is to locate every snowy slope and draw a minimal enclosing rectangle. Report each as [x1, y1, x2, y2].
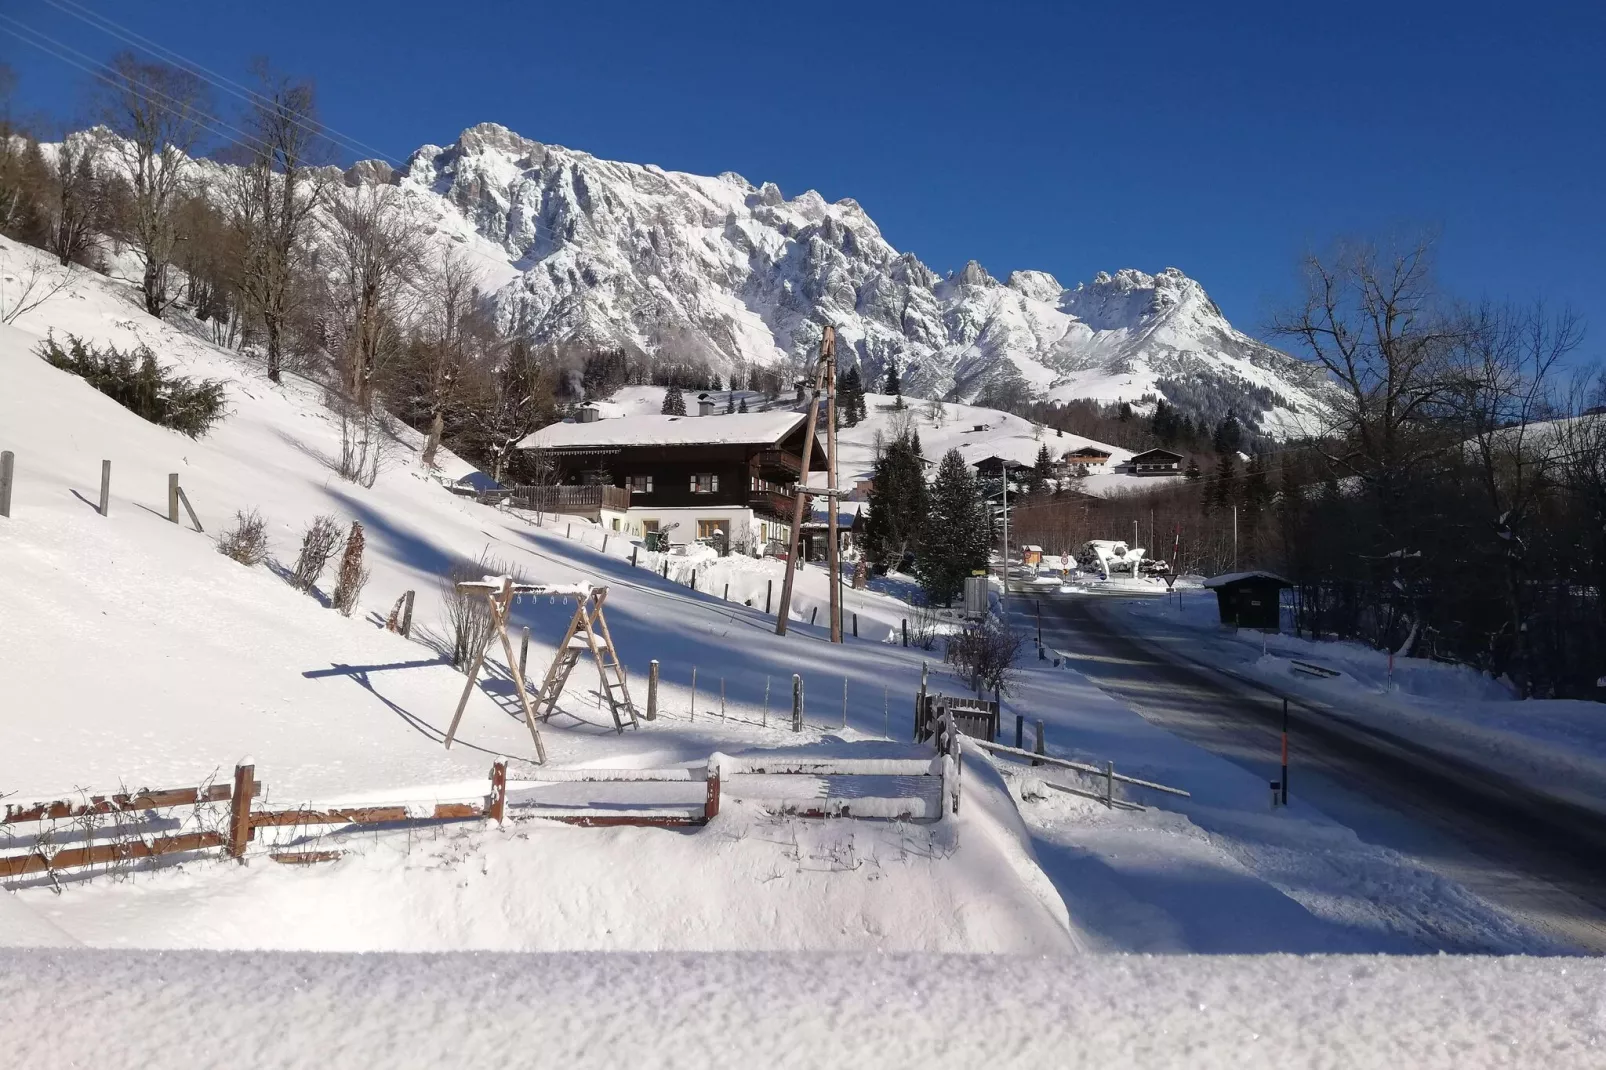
[0, 238, 1081, 953]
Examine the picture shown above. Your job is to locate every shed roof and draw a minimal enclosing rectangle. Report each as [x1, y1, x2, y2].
[517, 411, 807, 451]
[1202, 571, 1293, 589]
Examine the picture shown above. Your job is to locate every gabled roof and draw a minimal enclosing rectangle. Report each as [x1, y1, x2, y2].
[1203, 571, 1292, 589]
[517, 411, 808, 452]
[1128, 448, 1184, 462]
[1063, 446, 1112, 457]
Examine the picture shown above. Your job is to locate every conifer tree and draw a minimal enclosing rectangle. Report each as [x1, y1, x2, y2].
[861, 430, 927, 574]
[917, 449, 989, 605]
[661, 384, 686, 415]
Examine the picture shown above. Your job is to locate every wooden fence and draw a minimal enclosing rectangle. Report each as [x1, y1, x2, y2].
[2, 745, 958, 879]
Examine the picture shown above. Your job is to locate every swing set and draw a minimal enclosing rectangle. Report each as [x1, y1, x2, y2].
[443, 577, 638, 764]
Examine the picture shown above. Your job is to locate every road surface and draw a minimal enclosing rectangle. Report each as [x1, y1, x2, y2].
[1032, 588, 1606, 954]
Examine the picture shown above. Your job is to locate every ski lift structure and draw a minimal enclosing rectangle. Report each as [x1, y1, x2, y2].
[443, 577, 639, 764]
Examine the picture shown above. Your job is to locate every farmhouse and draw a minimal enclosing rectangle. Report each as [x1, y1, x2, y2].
[1062, 446, 1113, 466]
[516, 410, 827, 552]
[1125, 448, 1184, 476]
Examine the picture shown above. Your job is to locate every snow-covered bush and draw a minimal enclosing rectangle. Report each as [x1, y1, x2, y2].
[290, 515, 342, 592]
[36, 332, 226, 438]
[331, 521, 369, 617]
[215, 509, 269, 566]
[947, 612, 1024, 694]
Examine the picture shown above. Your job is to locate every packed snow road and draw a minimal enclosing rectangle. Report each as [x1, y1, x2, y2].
[1032, 589, 1606, 955]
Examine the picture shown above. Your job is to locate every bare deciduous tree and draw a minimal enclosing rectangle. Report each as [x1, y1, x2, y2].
[324, 181, 420, 411]
[418, 247, 482, 467]
[96, 54, 213, 317]
[229, 63, 326, 383]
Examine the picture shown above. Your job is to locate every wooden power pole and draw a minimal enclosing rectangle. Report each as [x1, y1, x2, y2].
[824, 332, 842, 643]
[775, 326, 836, 638]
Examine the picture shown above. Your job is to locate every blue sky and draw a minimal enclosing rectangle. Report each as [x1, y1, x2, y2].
[4, 0, 1603, 353]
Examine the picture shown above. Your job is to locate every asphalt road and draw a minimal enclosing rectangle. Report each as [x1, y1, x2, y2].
[1032, 588, 1606, 955]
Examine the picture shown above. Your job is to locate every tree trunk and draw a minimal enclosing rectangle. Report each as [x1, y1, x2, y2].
[265, 316, 283, 383]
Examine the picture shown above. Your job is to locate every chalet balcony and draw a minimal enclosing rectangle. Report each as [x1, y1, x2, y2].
[755, 449, 803, 480]
[748, 488, 798, 520]
[487, 484, 632, 519]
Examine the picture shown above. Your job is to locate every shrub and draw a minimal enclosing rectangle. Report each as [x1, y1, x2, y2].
[291, 515, 342, 592]
[331, 521, 369, 617]
[947, 612, 1025, 695]
[440, 552, 521, 669]
[216, 509, 269, 566]
[36, 332, 227, 438]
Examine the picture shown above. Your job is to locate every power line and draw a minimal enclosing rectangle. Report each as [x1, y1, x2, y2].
[40, 0, 403, 167]
[0, 15, 276, 160]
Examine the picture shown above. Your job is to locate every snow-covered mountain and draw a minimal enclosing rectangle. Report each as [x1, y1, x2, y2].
[385, 124, 1330, 435]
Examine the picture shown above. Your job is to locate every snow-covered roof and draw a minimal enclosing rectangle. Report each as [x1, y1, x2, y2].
[1202, 571, 1292, 588]
[517, 412, 807, 451]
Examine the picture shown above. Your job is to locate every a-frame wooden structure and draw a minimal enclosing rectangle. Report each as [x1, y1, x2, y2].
[442, 579, 637, 765]
[531, 586, 638, 733]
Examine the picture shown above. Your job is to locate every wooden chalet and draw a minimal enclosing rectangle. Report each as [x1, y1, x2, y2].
[1062, 446, 1113, 466]
[516, 411, 828, 551]
[1125, 448, 1184, 476]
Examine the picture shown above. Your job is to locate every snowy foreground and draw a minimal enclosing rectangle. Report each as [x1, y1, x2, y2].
[3, 948, 1602, 1069]
[3, 240, 1604, 1064]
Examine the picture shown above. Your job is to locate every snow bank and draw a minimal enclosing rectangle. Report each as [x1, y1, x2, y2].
[2, 948, 1600, 1069]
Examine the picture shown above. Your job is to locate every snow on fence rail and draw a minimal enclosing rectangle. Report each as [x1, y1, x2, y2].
[2, 747, 959, 879]
[966, 737, 1190, 809]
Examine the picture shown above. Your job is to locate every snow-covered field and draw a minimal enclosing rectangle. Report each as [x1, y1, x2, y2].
[3, 238, 1601, 1063]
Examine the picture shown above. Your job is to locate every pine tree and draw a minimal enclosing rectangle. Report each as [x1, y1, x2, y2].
[1184, 458, 1202, 481]
[1242, 452, 1273, 532]
[737, 396, 749, 413]
[1118, 402, 1133, 423]
[1213, 411, 1244, 455]
[661, 384, 686, 416]
[1204, 452, 1238, 516]
[725, 392, 735, 414]
[838, 365, 867, 427]
[1032, 443, 1053, 496]
[885, 360, 903, 409]
[917, 449, 989, 605]
[861, 430, 928, 574]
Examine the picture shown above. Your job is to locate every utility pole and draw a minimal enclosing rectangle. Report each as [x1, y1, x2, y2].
[1000, 461, 1009, 601]
[1233, 505, 1239, 571]
[825, 329, 841, 643]
[775, 326, 834, 637]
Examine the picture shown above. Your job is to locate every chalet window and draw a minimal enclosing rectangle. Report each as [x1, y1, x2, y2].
[628, 474, 653, 493]
[691, 473, 719, 493]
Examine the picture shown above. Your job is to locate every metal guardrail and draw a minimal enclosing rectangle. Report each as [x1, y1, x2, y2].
[967, 737, 1191, 800]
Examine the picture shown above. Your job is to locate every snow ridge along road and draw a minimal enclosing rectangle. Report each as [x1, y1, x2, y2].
[1034, 589, 1606, 953]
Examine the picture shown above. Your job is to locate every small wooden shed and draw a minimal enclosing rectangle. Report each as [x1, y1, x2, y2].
[1203, 571, 1291, 630]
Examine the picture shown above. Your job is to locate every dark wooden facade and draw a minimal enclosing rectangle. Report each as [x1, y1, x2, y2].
[541, 421, 826, 523]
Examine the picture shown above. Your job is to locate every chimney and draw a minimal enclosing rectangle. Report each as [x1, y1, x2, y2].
[579, 404, 600, 424]
[697, 395, 717, 417]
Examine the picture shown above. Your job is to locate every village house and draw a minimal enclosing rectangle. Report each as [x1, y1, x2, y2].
[516, 409, 827, 553]
[1062, 446, 1113, 467]
[1124, 448, 1184, 476]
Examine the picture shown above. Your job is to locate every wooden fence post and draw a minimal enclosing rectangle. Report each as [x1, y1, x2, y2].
[690, 666, 697, 722]
[602, 534, 609, 553]
[401, 590, 414, 637]
[763, 675, 770, 726]
[1015, 713, 1024, 749]
[766, 580, 773, 615]
[704, 763, 721, 820]
[98, 459, 111, 516]
[631, 546, 639, 568]
[1105, 760, 1115, 809]
[167, 473, 180, 524]
[489, 761, 507, 823]
[902, 619, 908, 647]
[1033, 721, 1045, 767]
[792, 674, 803, 732]
[0, 451, 12, 518]
[842, 676, 848, 728]
[177, 486, 202, 532]
[646, 659, 659, 720]
[809, 606, 818, 626]
[228, 762, 255, 859]
[852, 612, 857, 638]
[691, 570, 696, 591]
[723, 582, 729, 601]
